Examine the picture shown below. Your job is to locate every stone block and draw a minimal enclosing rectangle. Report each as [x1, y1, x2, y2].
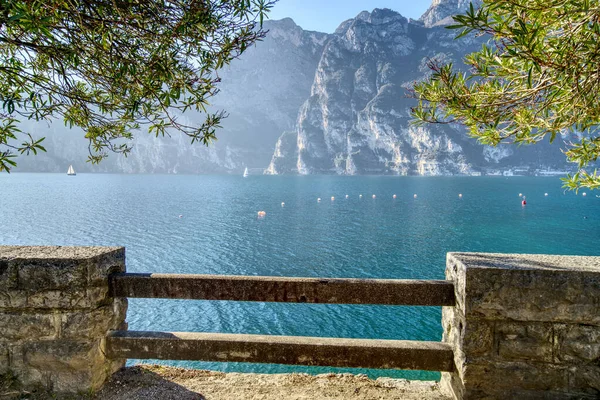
[554, 324, 600, 364]
[60, 299, 127, 340]
[462, 361, 570, 393]
[0, 290, 28, 309]
[568, 365, 600, 395]
[0, 312, 58, 342]
[496, 322, 553, 363]
[14, 259, 88, 292]
[19, 340, 107, 392]
[447, 253, 600, 325]
[86, 248, 125, 286]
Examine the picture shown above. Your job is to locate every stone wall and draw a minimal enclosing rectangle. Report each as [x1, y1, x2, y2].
[0, 246, 127, 393]
[441, 252, 600, 400]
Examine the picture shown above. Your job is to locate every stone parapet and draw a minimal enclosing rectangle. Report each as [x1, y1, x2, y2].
[0, 246, 127, 393]
[441, 252, 600, 400]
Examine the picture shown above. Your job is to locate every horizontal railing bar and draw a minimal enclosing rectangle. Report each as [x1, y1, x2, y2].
[106, 331, 454, 372]
[109, 273, 455, 306]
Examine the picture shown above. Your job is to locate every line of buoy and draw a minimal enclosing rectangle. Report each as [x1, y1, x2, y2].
[253, 190, 568, 218]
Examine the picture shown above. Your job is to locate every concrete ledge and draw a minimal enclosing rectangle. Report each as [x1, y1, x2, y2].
[106, 331, 455, 372]
[110, 273, 455, 306]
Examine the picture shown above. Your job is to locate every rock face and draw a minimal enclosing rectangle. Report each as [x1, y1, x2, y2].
[420, 0, 482, 27]
[266, 6, 568, 176]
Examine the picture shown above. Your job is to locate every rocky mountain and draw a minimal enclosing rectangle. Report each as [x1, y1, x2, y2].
[265, 4, 569, 176]
[14, 0, 572, 175]
[14, 18, 329, 174]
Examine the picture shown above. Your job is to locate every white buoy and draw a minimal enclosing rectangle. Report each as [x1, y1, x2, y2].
[544, 193, 548, 197]
[345, 194, 349, 199]
[317, 198, 321, 202]
[359, 194, 363, 198]
[393, 194, 397, 199]
[331, 196, 335, 201]
[414, 194, 417, 199]
[583, 192, 587, 197]
[372, 194, 376, 199]
[281, 202, 285, 207]
[459, 194, 463, 198]
[519, 193, 522, 197]
[178, 215, 183, 218]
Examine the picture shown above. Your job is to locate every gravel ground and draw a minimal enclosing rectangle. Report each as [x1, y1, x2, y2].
[92, 365, 451, 400]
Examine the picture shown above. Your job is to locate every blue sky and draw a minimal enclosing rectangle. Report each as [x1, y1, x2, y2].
[268, 0, 433, 33]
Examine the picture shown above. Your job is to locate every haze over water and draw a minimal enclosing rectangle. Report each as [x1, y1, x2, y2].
[1, 174, 598, 380]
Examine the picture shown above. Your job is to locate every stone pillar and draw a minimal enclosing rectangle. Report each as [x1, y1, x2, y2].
[0, 246, 127, 393]
[441, 252, 600, 399]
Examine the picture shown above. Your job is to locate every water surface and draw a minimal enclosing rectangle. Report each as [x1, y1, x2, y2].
[1, 174, 598, 380]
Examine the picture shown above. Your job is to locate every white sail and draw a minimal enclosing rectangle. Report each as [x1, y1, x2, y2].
[67, 165, 76, 175]
[243, 167, 249, 177]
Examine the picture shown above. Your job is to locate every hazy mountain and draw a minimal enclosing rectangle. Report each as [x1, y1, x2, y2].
[15, 18, 330, 174]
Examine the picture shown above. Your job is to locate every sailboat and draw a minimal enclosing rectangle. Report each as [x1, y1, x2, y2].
[67, 165, 76, 176]
[243, 167, 249, 178]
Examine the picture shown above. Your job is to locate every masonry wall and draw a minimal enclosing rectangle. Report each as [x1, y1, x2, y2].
[441, 252, 600, 400]
[0, 246, 127, 393]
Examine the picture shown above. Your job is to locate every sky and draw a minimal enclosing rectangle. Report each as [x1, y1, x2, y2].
[268, 0, 433, 33]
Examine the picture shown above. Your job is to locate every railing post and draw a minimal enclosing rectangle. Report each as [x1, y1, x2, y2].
[0, 246, 128, 394]
[441, 252, 600, 400]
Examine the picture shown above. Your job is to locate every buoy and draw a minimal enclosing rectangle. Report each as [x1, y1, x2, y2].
[459, 194, 463, 198]
[414, 194, 417, 199]
[178, 215, 183, 218]
[345, 194, 349, 199]
[359, 194, 363, 198]
[257, 211, 266, 218]
[582, 192, 587, 197]
[393, 194, 397, 199]
[331, 196, 335, 201]
[519, 193, 522, 197]
[544, 193, 548, 197]
[317, 198, 321, 202]
[281, 202, 285, 207]
[372, 194, 376, 199]
[522, 196, 526, 206]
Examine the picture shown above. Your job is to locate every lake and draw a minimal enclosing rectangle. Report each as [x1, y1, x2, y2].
[1, 173, 598, 380]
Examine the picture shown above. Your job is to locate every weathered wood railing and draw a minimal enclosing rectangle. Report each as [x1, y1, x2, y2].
[106, 273, 456, 372]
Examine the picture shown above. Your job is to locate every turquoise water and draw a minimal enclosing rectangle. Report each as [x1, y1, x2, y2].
[1, 174, 599, 380]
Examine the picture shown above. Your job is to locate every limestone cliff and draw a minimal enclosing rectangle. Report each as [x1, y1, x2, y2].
[266, 6, 567, 176]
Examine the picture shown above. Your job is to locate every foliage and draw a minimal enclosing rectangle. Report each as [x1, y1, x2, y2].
[411, 0, 600, 190]
[0, 0, 274, 172]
